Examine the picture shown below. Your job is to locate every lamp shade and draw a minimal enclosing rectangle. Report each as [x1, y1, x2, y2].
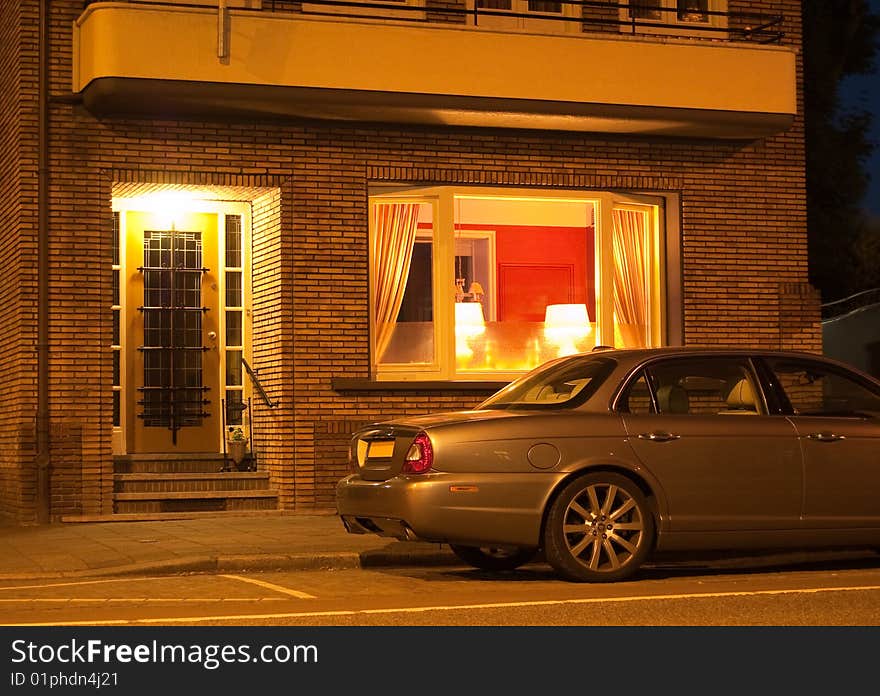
[543, 303, 591, 356]
[544, 303, 589, 330]
[455, 301, 485, 361]
[455, 301, 486, 336]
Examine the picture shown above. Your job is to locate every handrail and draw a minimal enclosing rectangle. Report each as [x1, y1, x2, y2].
[242, 357, 277, 408]
[88, 1, 785, 44]
[287, 0, 785, 43]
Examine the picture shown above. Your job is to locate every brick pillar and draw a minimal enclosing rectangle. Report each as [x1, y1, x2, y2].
[778, 282, 822, 353]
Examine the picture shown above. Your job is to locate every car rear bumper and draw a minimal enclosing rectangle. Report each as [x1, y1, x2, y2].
[335, 471, 562, 548]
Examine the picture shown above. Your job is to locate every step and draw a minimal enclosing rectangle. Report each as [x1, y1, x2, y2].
[61, 509, 291, 523]
[113, 489, 280, 515]
[115, 489, 279, 502]
[114, 472, 270, 494]
[114, 454, 246, 474]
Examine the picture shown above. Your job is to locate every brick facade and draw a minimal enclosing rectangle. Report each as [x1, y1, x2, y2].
[0, 0, 819, 523]
[0, 2, 39, 524]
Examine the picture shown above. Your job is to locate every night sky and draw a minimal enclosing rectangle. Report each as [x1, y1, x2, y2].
[839, 0, 880, 215]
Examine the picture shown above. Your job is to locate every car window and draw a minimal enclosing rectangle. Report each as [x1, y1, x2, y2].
[765, 358, 880, 418]
[623, 357, 764, 416]
[479, 356, 616, 410]
[618, 371, 654, 414]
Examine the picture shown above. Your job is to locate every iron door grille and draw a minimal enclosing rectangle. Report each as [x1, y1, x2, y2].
[137, 229, 210, 442]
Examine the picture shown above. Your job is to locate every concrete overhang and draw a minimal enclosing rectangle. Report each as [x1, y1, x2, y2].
[73, 2, 798, 139]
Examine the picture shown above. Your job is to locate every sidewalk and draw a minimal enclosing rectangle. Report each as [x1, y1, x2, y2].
[0, 511, 456, 581]
[3, 512, 874, 583]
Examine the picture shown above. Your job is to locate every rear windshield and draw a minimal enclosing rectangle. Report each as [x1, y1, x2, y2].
[479, 356, 617, 410]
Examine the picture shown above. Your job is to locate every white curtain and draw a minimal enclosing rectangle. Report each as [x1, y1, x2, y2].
[612, 208, 649, 348]
[372, 202, 421, 362]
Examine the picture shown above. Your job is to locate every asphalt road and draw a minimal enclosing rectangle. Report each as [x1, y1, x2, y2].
[3, 551, 880, 627]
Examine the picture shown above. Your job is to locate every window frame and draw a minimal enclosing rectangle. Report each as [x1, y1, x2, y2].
[618, 0, 729, 39]
[613, 354, 769, 416]
[302, 0, 426, 22]
[467, 0, 582, 34]
[369, 185, 670, 382]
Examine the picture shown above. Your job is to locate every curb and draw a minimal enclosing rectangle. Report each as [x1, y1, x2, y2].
[0, 549, 460, 583]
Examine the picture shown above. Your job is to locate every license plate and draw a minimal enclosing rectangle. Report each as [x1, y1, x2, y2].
[367, 440, 395, 459]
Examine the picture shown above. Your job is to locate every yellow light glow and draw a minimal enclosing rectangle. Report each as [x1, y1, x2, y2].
[455, 302, 486, 360]
[116, 191, 211, 229]
[544, 303, 592, 357]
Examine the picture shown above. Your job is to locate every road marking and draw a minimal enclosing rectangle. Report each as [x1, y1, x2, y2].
[220, 574, 317, 599]
[0, 598, 286, 603]
[0, 577, 170, 591]
[7, 582, 880, 626]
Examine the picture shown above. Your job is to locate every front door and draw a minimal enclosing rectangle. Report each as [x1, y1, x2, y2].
[124, 210, 222, 453]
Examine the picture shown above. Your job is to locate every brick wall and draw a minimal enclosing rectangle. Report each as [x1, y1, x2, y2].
[0, 1, 38, 524]
[0, 0, 817, 519]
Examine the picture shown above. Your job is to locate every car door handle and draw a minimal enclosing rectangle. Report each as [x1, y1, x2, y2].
[638, 431, 681, 442]
[807, 432, 846, 442]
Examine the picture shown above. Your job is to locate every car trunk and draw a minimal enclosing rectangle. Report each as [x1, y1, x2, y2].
[353, 425, 422, 482]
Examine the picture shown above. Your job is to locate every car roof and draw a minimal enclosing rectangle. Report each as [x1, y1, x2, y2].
[576, 347, 880, 409]
[588, 346, 839, 364]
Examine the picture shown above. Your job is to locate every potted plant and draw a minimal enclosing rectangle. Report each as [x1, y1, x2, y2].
[226, 426, 250, 470]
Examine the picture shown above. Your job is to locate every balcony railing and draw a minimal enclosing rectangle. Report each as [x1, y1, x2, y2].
[85, 1, 785, 44]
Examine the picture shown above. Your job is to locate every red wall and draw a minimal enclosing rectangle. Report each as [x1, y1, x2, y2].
[462, 225, 595, 322]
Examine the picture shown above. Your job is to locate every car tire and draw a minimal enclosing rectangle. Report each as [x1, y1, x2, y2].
[449, 544, 537, 572]
[544, 471, 654, 583]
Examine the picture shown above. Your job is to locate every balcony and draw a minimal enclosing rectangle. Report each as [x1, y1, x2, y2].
[73, 1, 797, 139]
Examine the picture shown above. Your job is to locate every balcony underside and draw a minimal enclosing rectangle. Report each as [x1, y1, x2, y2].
[81, 77, 792, 138]
[74, 4, 797, 139]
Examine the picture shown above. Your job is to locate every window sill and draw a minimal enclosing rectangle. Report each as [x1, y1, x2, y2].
[331, 378, 509, 392]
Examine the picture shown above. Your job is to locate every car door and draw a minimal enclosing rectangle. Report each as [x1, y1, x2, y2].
[618, 355, 802, 532]
[762, 356, 880, 529]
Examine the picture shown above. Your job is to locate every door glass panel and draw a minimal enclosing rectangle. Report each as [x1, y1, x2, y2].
[766, 360, 880, 417]
[646, 358, 762, 416]
[139, 230, 207, 434]
[618, 372, 654, 414]
[226, 272, 242, 307]
[225, 215, 242, 268]
[226, 349, 243, 386]
[226, 311, 242, 347]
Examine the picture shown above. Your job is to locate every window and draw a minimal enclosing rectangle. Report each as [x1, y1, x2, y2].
[470, 0, 579, 33]
[619, 357, 762, 415]
[111, 212, 122, 431]
[479, 355, 617, 409]
[224, 214, 247, 427]
[620, 0, 728, 37]
[370, 187, 667, 381]
[765, 359, 880, 418]
[302, 0, 425, 21]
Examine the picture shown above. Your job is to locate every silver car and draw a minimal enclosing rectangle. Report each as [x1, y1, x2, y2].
[336, 348, 880, 582]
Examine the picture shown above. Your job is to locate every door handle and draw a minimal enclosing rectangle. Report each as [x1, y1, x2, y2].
[807, 432, 846, 442]
[638, 431, 681, 442]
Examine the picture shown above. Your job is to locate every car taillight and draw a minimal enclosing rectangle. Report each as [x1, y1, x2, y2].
[402, 432, 433, 474]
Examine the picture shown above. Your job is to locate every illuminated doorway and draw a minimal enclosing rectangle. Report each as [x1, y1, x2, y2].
[112, 192, 252, 455]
